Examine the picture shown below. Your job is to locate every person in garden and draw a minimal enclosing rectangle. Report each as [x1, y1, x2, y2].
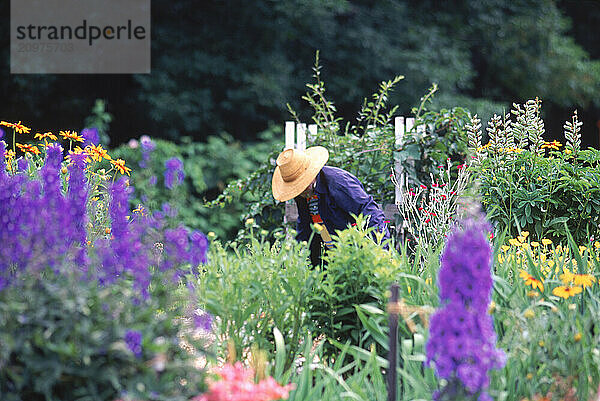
[271, 146, 390, 266]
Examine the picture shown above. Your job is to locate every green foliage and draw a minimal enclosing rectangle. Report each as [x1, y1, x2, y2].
[0, 269, 205, 401]
[217, 61, 473, 244]
[490, 233, 600, 400]
[84, 99, 113, 147]
[305, 216, 402, 357]
[2, 1, 600, 142]
[195, 229, 317, 371]
[471, 105, 600, 243]
[479, 148, 600, 244]
[109, 130, 280, 241]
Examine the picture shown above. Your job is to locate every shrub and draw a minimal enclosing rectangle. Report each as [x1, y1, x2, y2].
[305, 215, 401, 357]
[469, 102, 600, 244]
[0, 270, 205, 401]
[110, 130, 281, 242]
[195, 227, 317, 371]
[215, 57, 471, 241]
[0, 122, 210, 400]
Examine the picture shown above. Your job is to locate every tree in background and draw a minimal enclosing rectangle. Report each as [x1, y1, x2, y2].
[0, 0, 598, 145]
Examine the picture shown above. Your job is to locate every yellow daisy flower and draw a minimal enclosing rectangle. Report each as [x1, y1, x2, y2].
[552, 285, 582, 299]
[109, 158, 131, 176]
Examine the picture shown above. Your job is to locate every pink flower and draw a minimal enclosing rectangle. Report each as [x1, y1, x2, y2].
[194, 362, 295, 401]
[457, 164, 465, 170]
[420, 184, 427, 189]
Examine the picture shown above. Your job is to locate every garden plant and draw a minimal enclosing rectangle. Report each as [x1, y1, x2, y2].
[4, 64, 600, 401]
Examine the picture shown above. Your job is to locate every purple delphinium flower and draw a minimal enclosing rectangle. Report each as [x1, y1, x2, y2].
[0, 128, 4, 139]
[160, 225, 209, 280]
[162, 202, 178, 218]
[148, 175, 157, 186]
[194, 310, 213, 331]
[162, 226, 190, 272]
[426, 218, 505, 400]
[164, 157, 184, 190]
[95, 178, 151, 297]
[17, 158, 28, 172]
[68, 152, 90, 268]
[139, 135, 156, 168]
[124, 329, 143, 358]
[190, 230, 209, 266]
[81, 128, 99, 147]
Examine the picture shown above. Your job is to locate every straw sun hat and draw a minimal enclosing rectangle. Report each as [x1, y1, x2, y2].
[271, 146, 329, 202]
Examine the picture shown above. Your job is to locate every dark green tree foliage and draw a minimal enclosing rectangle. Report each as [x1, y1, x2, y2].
[0, 0, 599, 143]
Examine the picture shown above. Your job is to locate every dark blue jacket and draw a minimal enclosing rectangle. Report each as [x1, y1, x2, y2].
[294, 166, 390, 243]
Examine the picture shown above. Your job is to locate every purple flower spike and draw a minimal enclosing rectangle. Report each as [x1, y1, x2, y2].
[190, 230, 209, 266]
[139, 135, 156, 168]
[124, 330, 143, 358]
[164, 157, 184, 190]
[194, 310, 213, 332]
[426, 217, 505, 399]
[17, 158, 28, 172]
[81, 128, 99, 147]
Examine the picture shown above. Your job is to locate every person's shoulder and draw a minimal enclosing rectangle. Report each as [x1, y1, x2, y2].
[321, 166, 361, 186]
[322, 165, 356, 179]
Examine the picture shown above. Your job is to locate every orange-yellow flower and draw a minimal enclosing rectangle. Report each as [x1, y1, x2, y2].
[34, 131, 58, 141]
[13, 121, 31, 134]
[15, 143, 40, 155]
[1, 121, 32, 134]
[560, 270, 575, 284]
[110, 158, 131, 175]
[552, 285, 582, 299]
[59, 130, 84, 142]
[541, 140, 562, 150]
[5, 149, 15, 159]
[519, 269, 544, 292]
[85, 143, 111, 162]
[572, 274, 596, 288]
[509, 238, 523, 247]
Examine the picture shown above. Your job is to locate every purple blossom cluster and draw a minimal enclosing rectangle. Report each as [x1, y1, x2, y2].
[164, 157, 184, 190]
[194, 310, 213, 331]
[426, 219, 505, 400]
[0, 140, 209, 298]
[124, 329, 143, 358]
[81, 128, 100, 147]
[139, 135, 156, 168]
[0, 142, 89, 280]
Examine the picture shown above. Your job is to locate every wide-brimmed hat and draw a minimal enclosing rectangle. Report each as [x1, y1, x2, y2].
[271, 146, 329, 202]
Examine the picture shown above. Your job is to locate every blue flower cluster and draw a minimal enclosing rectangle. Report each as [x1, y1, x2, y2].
[426, 219, 505, 400]
[81, 127, 100, 147]
[164, 157, 184, 190]
[139, 135, 156, 169]
[124, 329, 143, 358]
[0, 140, 209, 298]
